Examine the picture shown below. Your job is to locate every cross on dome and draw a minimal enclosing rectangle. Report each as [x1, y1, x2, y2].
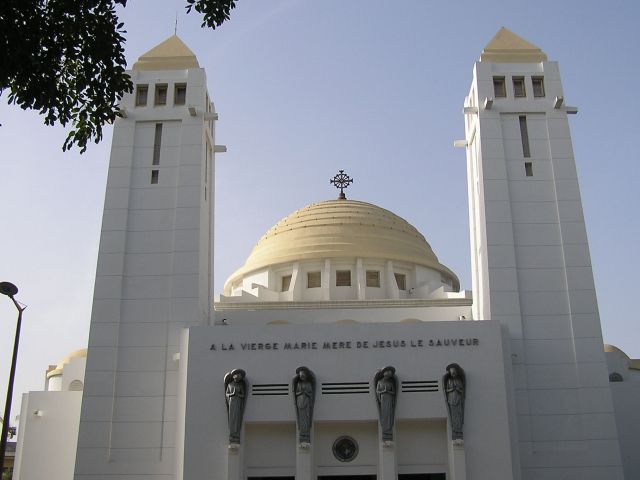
[330, 170, 354, 199]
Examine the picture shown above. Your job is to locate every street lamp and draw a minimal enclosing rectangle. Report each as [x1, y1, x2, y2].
[0, 282, 26, 474]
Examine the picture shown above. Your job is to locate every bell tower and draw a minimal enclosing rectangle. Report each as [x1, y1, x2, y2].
[462, 28, 624, 479]
[75, 35, 221, 479]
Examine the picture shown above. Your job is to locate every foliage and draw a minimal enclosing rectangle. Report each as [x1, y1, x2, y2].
[0, 0, 237, 153]
[186, 0, 237, 29]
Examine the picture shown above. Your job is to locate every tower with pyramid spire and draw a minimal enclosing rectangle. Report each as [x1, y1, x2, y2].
[462, 28, 624, 479]
[74, 35, 220, 479]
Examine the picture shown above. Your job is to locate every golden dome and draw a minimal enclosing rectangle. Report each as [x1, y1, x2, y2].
[224, 199, 459, 292]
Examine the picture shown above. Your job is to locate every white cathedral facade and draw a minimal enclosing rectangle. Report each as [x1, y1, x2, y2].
[13, 28, 640, 480]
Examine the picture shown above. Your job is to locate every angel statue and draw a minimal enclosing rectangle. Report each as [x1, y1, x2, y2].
[224, 369, 247, 445]
[442, 363, 465, 441]
[292, 366, 316, 445]
[374, 366, 397, 442]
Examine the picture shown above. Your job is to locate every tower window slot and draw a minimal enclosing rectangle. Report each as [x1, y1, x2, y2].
[395, 273, 407, 291]
[154, 84, 168, 105]
[513, 76, 526, 97]
[135, 85, 148, 106]
[493, 77, 506, 97]
[174, 83, 187, 105]
[336, 270, 351, 287]
[152, 123, 162, 165]
[366, 270, 380, 287]
[281, 275, 292, 292]
[307, 271, 321, 288]
[518, 115, 531, 158]
[532, 77, 545, 97]
[151, 170, 159, 184]
[525, 162, 533, 177]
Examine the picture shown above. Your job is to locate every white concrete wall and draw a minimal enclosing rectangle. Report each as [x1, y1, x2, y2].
[215, 301, 472, 326]
[609, 381, 640, 480]
[75, 65, 217, 480]
[178, 320, 517, 480]
[46, 375, 62, 392]
[606, 348, 640, 479]
[13, 391, 82, 480]
[464, 58, 624, 479]
[396, 420, 448, 476]
[61, 356, 86, 392]
[245, 423, 296, 477]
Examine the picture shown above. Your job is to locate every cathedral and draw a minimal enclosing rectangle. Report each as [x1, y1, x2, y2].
[12, 28, 640, 480]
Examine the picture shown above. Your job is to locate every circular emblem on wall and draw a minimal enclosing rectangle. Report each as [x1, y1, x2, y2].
[332, 436, 359, 462]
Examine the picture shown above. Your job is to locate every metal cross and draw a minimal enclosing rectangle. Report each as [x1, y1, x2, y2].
[330, 170, 354, 199]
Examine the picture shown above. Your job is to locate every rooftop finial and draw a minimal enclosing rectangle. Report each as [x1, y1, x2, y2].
[330, 170, 353, 200]
[174, 12, 178, 35]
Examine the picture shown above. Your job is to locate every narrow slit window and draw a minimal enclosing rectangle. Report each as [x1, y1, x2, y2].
[152, 123, 162, 165]
[204, 148, 210, 200]
[336, 270, 351, 287]
[307, 271, 321, 288]
[525, 162, 533, 177]
[151, 169, 159, 184]
[513, 77, 526, 97]
[532, 77, 545, 97]
[493, 77, 506, 98]
[154, 84, 168, 105]
[135, 85, 148, 106]
[518, 115, 531, 158]
[366, 270, 380, 287]
[394, 273, 406, 291]
[174, 83, 187, 105]
[281, 275, 292, 292]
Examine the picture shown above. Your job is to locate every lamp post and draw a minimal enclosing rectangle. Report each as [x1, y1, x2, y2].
[0, 282, 25, 474]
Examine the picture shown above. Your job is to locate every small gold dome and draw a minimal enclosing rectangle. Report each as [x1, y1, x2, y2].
[224, 199, 459, 293]
[45, 348, 88, 379]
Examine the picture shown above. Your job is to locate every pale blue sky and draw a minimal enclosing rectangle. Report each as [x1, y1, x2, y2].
[1, 0, 639, 420]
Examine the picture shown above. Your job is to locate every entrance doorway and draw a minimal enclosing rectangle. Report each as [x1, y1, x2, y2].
[318, 476, 376, 480]
[248, 477, 294, 480]
[250, 473, 444, 479]
[399, 475, 446, 479]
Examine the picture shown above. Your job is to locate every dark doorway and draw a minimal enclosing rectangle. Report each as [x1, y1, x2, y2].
[317, 475, 444, 479]
[318, 476, 376, 480]
[399, 474, 446, 480]
[247, 477, 294, 480]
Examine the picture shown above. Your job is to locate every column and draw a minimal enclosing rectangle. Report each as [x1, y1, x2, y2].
[296, 430, 314, 480]
[378, 427, 397, 480]
[448, 441, 467, 480]
[226, 443, 243, 480]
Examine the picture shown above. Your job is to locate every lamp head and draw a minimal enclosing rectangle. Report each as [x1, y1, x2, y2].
[0, 282, 18, 298]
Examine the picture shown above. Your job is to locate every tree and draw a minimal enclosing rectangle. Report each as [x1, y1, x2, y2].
[0, 0, 237, 153]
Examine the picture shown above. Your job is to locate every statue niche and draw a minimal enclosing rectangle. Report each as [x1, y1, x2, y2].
[374, 366, 397, 442]
[292, 366, 316, 446]
[442, 363, 465, 442]
[224, 369, 247, 445]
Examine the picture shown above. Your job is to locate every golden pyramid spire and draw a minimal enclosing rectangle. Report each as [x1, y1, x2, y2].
[133, 35, 200, 71]
[480, 27, 547, 63]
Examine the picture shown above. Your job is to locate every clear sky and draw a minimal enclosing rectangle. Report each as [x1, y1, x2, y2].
[1, 0, 639, 423]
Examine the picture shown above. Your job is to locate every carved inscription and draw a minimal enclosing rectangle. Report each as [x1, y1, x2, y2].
[210, 337, 479, 352]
